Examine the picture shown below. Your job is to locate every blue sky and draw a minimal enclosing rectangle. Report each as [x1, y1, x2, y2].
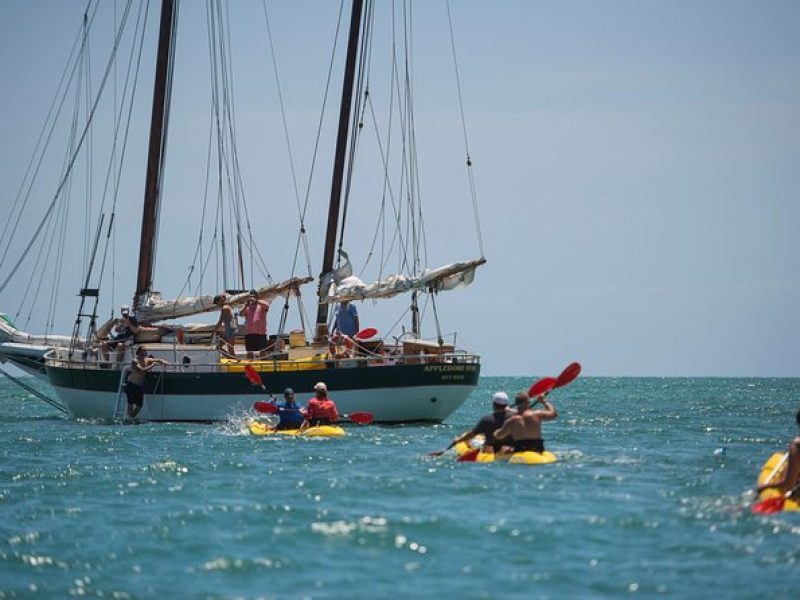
[0, 1, 798, 377]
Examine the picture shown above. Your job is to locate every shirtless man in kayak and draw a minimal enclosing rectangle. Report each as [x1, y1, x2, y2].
[493, 390, 557, 453]
[757, 409, 800, 496]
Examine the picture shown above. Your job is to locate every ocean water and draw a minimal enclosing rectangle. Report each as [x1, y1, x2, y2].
[1, 375, 799, 599]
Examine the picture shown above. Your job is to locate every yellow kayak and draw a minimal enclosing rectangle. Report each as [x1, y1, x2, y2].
[248, 420, 346, 438]
[454, 437, 557, 465]
[755, 452, 800, 512]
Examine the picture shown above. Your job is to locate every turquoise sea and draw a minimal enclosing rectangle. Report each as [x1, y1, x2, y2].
[1, 375, 799, 598]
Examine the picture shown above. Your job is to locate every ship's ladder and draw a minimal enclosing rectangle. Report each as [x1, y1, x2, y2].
[112, 366, 130, 419]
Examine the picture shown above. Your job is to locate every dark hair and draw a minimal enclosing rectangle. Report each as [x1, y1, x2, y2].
[213, 294, 225, 304]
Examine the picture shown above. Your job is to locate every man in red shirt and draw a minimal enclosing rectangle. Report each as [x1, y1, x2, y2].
[240, 289, 269, 359]
[306, 382, 339, 426]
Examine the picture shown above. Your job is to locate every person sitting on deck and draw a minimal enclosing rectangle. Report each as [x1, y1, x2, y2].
[448, 392, 513, 454]
[306, 382, 339, 427]
[276, 387, 307, 431]
[328, 330, 355, 359]
[102, 305, 140, 363]
[493, 390, 558, 453]
[757, 409, 800, 497]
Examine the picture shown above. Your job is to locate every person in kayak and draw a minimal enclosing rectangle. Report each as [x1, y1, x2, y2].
[757, 408, 800, 496]
[493, 390, 557, 453]
[448, 392, 513, 454]
[306, 382, 339, 426]
[276, 387, 307, 431]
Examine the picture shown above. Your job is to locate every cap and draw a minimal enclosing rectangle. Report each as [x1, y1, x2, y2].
[491, 391, 509, 406]
[283, 387, 295, 396]
[313, 382, 327, 392]
[249, 289, 258, 297]
[121, 305, 130, 314]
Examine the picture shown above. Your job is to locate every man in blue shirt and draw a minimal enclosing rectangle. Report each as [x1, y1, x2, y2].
[276, 388, 306, 431]
[334, 300, 359, 337]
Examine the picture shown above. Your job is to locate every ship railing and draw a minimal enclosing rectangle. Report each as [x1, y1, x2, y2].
[44, 347, 480, 374]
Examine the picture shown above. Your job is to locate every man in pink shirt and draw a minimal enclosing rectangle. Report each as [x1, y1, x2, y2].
[240, 289, 269, 359]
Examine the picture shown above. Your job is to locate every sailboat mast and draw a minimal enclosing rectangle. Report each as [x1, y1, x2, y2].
[314, 0, 364, 341]
[135, 0, 177, 307]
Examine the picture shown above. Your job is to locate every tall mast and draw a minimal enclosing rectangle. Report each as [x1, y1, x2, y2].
[314, 0, 365, 341]
[135, 0, 177, 307]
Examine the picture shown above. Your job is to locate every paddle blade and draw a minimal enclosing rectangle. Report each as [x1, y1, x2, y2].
[428, 449, 446, 457]
[752, 496, 786, 514]
[253, 401, 278, 414]
[528, 377, 557, 398]
[348, 412, 374, 425]
[457, 448, 480, 462]
[555, 362, 582, 389]
[244, 365, 262, 386]
[355, 327, 378, 340]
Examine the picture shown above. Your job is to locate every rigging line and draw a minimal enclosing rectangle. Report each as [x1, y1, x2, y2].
[260, 0, 302, 222]
[95, 0, 151, 317]
[337, 0, 374, 260]
[445, 0, 484, 257]
[150, 0, 180, 283]
[0, 0, 136, 296]
[0, 367, 69, 415]
[445, 0, 472, 160]
[188, 102, 216, 297]
[363, 94, 409, 272]
[218, 0, 249, 289]
[16, 193, 62, 324]
[0, 1, 97, 255]
[294, 0, 347, 281]
[83, 13, 94, 277]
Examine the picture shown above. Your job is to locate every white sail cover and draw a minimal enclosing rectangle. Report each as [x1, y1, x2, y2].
[324, 258, 486, 303]
[0, 314, 82, 347]
[134, 276, 313, 323]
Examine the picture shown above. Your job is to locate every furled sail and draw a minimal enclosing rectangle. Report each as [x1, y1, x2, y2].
[0, 314, 82, 347]
[324, 258, 486, 303]
[133, 276, 313, 323]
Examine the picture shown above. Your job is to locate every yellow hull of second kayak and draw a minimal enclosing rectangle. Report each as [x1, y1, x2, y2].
[248, 420, 346, 438]
[755, 452, 800, 512]
[454, 438, 557, 465]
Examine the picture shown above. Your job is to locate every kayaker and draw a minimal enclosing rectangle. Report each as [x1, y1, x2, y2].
[493, 390, 557, 453]
[275, 387, 306, 431]
[448, 392, 513, 454]
[306, 382, 339, 426]
[757, 408, 800, 496]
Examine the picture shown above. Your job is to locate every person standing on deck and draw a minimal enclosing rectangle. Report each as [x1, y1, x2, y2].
[757, 409, 800, 497]
[493, 390, 558, 453]
[276, 388, 307, 431]
[333, 300, 359, 337]
[240, 290, 269, 360]
[306, 382, 339, 426]
[213, 294, 237, 357]
[126, 346, 167, 420]
[448, 392, 513, 454]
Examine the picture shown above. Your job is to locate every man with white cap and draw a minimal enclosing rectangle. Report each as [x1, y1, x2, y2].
[448, 391, 513, 454]
[306, 382, 339, 426]
[101, 305, 141, 363]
